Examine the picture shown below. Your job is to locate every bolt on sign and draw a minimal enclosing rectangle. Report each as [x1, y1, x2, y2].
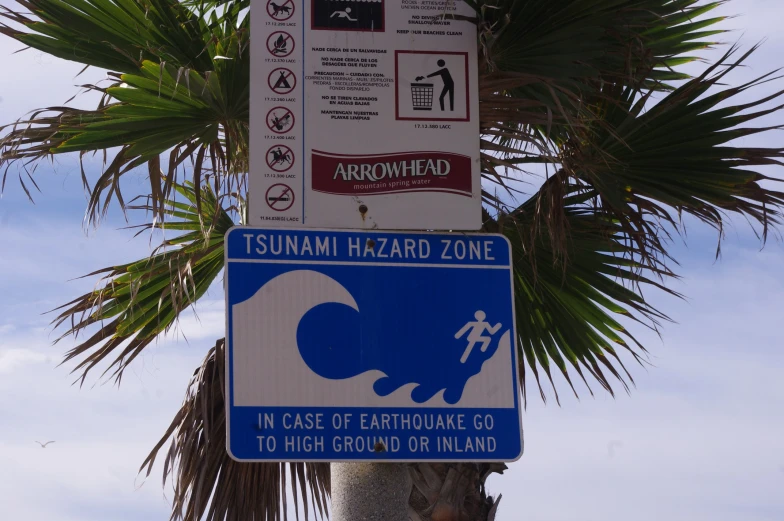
[251, 0, 481, 230]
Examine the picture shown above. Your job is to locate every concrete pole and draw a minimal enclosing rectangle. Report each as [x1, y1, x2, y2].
[331, 463, 411, 521]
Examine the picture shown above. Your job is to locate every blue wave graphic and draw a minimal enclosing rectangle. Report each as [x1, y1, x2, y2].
[296, 302, 500, 404]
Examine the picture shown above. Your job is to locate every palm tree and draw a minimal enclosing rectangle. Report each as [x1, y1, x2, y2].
[2, 0, 783, 519]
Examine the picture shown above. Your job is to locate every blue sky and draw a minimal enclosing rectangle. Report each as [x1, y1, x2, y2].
[1, 1, 783, 520]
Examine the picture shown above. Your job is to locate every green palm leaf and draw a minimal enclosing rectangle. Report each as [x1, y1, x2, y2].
[0, 0, 214, 73]
[567, 45, 784, 258]
[0, 0, 249, 223]
[51, 182, 232, 384]
[477, 0, 725, 153]
[494, 185, 678, 403]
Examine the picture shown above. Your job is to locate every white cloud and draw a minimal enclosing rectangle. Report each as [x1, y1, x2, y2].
[0, 348, 50, 373]
[0, 323, 15, 335]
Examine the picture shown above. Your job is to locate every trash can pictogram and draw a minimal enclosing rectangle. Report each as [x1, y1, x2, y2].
[411, 82, 434, 111]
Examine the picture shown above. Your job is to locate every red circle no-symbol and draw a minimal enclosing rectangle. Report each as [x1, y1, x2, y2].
[266, 106, 295, 134]
[268, 68, 297, 95]
[266, 145, 295, 173]
[267, 0, 295, 21]
[266, 184, 295, 212]
[267, 31, 295, 58]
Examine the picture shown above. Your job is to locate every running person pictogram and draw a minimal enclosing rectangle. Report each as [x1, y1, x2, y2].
[454, 311, 502, 364]
[416, 59, 454, 111]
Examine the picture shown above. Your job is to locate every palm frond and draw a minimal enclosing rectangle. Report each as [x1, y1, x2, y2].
[568, 45, 784, 257]
[488, 182, 679, 403]
[0, 0, 213, 73]
[51, 182, 232, 385]
[475, 0, 730, 251]
[477, 0, 726, 147]
[0, 0, 249, 223]
[0, 57, 248, 223]
[180, 0, 249, 12]
[142, 339, 330, 521]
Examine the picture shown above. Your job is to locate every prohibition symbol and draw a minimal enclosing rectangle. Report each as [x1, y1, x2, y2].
[267, 0, 294, 21]
[266, 145, 295, 172]
[266, 183, 295, 212]
[268, 68, 297, 95]
[267, 106, 295, 134]
[267, 31, 295, 58]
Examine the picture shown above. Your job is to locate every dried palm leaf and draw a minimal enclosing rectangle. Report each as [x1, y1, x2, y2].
[142, 339, 330, 521]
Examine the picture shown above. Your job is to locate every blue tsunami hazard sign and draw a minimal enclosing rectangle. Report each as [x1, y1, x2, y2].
[225, 227, 523, 462]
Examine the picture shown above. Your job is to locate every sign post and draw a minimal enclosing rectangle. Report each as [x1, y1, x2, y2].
[225, 227, 523, 462]
[251, 0, 481, 230]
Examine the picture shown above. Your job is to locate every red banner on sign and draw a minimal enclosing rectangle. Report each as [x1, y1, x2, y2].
[311, 150, 473, 197]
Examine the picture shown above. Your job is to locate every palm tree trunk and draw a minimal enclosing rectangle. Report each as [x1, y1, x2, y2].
[331, 463, 411, 521]
[331, 462, 504, 521]
[408, 463, 504, 521]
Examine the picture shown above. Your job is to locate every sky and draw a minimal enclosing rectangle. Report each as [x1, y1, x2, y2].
[1, 1, 783, 520]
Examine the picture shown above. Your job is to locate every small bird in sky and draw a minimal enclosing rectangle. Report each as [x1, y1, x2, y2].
[607, 440, 624, 458]
[35, 441, 55, 448]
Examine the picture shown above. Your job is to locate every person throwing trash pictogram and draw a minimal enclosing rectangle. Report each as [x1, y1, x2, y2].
[454, 311, 502, 364]
[416, 59, 454, 111]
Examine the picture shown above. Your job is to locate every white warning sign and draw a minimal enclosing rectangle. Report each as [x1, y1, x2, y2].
[251, 0, 480, 230]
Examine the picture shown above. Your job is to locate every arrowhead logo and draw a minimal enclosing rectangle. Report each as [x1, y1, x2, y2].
[311, 150, 473, 197]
